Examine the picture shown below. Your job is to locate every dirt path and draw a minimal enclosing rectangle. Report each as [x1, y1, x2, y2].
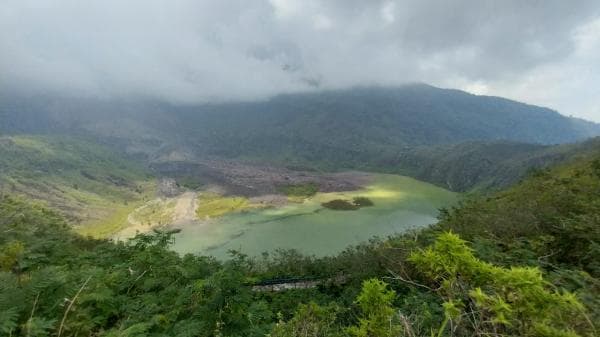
[116, 214, 150, 240]
[172, 191, 198, 225]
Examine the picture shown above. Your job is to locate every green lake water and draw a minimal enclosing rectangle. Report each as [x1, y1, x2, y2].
[172, 174, 458, 259]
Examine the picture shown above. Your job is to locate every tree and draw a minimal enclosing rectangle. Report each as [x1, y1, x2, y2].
[270, 302, 339, 337]
[348, 279, 402, 337]
[410, 232, 589, 337]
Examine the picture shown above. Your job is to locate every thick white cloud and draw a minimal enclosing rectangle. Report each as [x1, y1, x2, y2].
[478, 17, 600, 122]
[1, 0, 599, 120]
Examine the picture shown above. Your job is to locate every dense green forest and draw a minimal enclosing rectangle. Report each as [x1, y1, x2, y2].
[171, 85, 600, 164]
[388, 137, 600, 192]
[6, 85, 600, 146]
[1, 148, 598, 336]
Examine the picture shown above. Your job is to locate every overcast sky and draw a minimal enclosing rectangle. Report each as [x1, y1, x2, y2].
[1, 1, 600, 121]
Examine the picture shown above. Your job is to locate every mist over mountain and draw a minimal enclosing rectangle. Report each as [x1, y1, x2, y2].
[3, 84, 599, 157]
[171, 84, 600, 150]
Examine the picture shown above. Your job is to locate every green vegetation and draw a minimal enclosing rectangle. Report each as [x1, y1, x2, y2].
[161, 86, 600, 191]
[279, 183, 319, 201]
[177, 176, 205, 190]
[129, 199, 176, 226]
[1, 151, 598, 336]
[77, 203, 145, 238]
[390, 137, 600, 192]
[321, 196, 374, 210]
[352, 196, 374, 207]
[195, 193, 253, 219]
[437, 156, 600, 277]
[0, 135, 155, 236]
[322, 199, 359, 210]
[5, 87, 600, 194]
[410, 233, 586, 336]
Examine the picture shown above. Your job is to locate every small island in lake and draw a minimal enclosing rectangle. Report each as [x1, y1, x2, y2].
[321, 196, 375, 211]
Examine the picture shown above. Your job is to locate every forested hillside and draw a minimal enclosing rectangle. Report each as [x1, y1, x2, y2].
[0, 135, 154, 236]
[3, 85, 600, 194]
[2, 85, 599, 166]
[389, 137, 600, 192]
[173, 85, 600, 160]
[1, 147, 598, 336]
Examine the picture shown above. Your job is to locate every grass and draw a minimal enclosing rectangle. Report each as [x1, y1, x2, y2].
[76, 203, 139, 238]
[72, 181, 157, 238]
[352, 196, 374, 207]
[177, 177, 205, 190]
[129, 199, 176, 226]
[279, 183, 319, 202]
[196, 193, 252, 219]
[0, 135, 156, 237]
[10, 136, 56, 155]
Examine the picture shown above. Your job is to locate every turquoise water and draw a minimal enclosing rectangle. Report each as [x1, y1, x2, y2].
[172, 174, 458, 259]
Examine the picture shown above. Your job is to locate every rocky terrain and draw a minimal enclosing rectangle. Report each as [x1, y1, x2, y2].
[151, 158, 373, 196]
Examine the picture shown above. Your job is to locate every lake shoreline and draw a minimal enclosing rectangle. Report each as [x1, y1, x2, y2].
[170, 173, 459, 259]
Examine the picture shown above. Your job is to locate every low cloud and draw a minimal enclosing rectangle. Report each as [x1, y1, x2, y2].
[1, 1, 599, 119]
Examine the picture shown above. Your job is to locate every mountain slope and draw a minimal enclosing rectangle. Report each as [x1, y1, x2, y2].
[438, 148, 600, 277]
[0, 135, 155, 236]
[175, 84, 600, 155]
[2, 84, 599, 161]
[2, 85, 600, 195]
[0, 139, 598, 336]
[388, 137, 600, 192]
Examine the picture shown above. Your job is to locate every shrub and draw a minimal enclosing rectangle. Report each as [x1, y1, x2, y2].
[322, 197, 374, 210]
[321, 199, 359, 210]
[410, 232, 589, 337]
[352, 197, 374, 207]
[280, 183, 319, 200]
